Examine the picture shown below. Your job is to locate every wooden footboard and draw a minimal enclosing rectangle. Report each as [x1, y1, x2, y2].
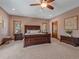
[24, 34, 51, 47]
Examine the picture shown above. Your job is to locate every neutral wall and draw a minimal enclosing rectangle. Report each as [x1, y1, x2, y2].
[0, 7, 9, 36]
[9, 16, 50, 35]
[50, 7, 79, 39]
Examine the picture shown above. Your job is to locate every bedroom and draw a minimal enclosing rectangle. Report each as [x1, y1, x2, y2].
[0, 0, 79, 59]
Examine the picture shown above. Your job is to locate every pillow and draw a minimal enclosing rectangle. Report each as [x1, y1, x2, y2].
[27, 30, 40, 33]
[27, 30, 31, 33]
[31, 30, 40, 33]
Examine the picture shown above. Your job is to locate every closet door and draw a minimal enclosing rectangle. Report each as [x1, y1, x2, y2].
[52, 21, 58, 39]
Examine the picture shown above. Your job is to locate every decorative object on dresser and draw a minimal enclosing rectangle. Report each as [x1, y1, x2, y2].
[60, 36, 79, 47]
[14, 33, 23, 40]
[65, 30, 73, 37]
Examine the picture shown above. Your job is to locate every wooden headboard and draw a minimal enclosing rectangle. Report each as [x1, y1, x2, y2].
[24, 25, 40, 33]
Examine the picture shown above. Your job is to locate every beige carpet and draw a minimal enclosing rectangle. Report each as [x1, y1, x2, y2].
[0, 39, 79, 59]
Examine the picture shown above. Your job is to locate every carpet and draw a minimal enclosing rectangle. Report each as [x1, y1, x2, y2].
[0, 39, 79, 59]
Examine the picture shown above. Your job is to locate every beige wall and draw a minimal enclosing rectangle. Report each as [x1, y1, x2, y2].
[0, 7, 50, 37]
[0, 6, 79, 40]
[9, 16, 50, 35]
[50, 7, 79, 39]
[0, 7, 9, 36]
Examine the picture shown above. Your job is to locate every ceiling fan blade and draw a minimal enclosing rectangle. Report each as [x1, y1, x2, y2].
[46, 0, 55, 3]
[30, 4, 40, 6]
[47, 5, 54, 10]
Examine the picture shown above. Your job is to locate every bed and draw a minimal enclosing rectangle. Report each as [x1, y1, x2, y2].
[24, 25, 51, 47]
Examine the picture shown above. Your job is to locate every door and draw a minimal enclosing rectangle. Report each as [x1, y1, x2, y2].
[52, 21, 58, 39]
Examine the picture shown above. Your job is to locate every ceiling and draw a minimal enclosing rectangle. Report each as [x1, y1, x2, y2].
[0, 0, 79, 19]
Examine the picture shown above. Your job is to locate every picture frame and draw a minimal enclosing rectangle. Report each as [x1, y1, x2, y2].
[64, 16, 78, 30]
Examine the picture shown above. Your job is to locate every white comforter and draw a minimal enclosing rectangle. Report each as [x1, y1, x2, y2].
[24, 33, 45, 35]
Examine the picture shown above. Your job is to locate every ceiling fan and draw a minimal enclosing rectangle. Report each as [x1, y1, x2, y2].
[30, 0, 55, 10]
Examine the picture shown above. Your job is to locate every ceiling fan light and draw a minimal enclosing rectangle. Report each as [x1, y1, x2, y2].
[41, 3, 47, 8]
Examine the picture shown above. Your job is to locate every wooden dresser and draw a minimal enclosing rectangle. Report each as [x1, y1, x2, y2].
[61, 36, 79, 46]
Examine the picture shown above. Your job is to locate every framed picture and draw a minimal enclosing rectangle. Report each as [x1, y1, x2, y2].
[64, 16, 78, 30]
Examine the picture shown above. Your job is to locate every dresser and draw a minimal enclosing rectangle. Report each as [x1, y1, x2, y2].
[61, 36, 79, 46]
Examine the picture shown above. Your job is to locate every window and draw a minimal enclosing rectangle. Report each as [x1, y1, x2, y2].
[0, 16, 3, 32]
[42, 23, 47, 33]
[13, 21, 21, 34]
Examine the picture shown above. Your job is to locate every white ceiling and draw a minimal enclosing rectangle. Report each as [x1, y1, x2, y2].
[0, 0, 79, 19]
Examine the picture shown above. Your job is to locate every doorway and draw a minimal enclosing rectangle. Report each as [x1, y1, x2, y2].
[52, 21, 58, 39]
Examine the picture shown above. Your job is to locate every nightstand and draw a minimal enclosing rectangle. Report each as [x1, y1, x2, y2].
[14, 33, 23, 40]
